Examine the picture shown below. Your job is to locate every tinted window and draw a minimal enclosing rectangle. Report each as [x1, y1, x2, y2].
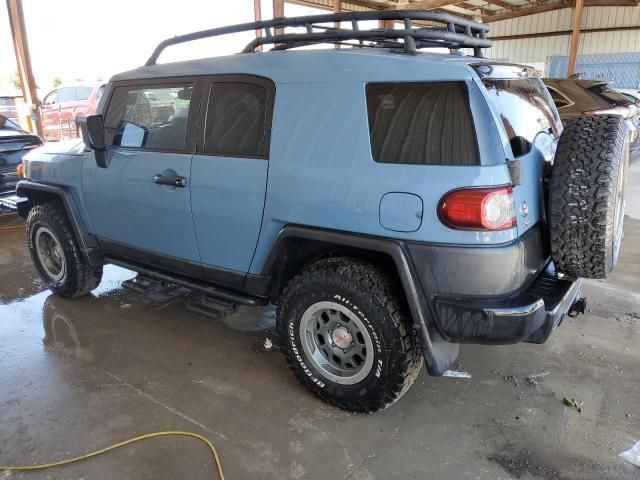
[104, 84, 192, 151]
[366, 82, 479, 166]
[203, 82, 270, 158]
[57, 87, 76, 103]
[482, 78, 561, 158]
[0, 97, 16, 106]
[77, 86, 94, 100]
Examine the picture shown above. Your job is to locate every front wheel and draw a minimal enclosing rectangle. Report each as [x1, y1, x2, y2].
[277, 257, 423, 413]
[26, 203, 102, 299]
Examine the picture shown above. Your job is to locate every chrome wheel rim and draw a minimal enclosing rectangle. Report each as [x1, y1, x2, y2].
[35, 227, 66, 282]
[299, 300, 374, 385]
[613, 145, 628, 264]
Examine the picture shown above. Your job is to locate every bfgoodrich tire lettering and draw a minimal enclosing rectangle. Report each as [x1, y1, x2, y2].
[277, 257, 423, 413]
[549, 114, 630, 279]
[26, 203, 103, 299]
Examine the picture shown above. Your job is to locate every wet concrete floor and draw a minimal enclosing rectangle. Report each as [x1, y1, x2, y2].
[0, 165, 639, 479]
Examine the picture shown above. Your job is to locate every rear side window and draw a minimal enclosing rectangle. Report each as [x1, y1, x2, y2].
[366, 82, 479, 166]
[203, 82, 270, 158]
[104, 84, 192, 151]
[482, 78, 560, 158]
[547, 87, 573, 109]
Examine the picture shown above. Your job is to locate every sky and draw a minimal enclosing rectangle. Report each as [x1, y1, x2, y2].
[0, 0, 323, 95]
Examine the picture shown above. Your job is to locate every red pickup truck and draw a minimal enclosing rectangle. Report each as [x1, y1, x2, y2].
[40, 84, 105, 141]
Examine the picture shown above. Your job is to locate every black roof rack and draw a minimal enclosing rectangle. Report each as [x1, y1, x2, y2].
[145, 10, 491, 66]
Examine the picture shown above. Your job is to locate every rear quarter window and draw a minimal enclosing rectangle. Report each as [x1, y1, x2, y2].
[365, 82, 480, 166]
[482, 78, 560, 158]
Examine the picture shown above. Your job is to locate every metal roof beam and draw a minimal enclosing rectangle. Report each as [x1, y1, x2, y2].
[483, 0, 517, 9]
[484, 0, 639, 22]
[393, 0, 464, 9]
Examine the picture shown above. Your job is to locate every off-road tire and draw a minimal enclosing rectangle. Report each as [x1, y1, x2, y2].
[26, 203, 102, 298]
[549, 114, 629, 279]
[277, 257, 423, 413]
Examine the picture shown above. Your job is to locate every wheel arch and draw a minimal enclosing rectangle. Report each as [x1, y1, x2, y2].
[258, 225, 458, 375]
[17, 180, 102, 266]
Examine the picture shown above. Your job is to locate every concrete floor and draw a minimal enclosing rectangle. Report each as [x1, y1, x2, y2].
[0, 165, 639, 480]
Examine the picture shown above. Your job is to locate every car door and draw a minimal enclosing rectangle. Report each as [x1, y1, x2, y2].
[41, 89, 60, 140]
[190, 76, 274, 285]
[82, 80, 204, 278]
[57, 87, 78, 139]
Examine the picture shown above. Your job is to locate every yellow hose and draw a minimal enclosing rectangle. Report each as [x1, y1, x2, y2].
[0, 431, 224, 479]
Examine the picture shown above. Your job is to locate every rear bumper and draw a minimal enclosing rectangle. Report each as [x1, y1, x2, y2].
[406, 224, 583, 345]
[433, 267, 582, 344]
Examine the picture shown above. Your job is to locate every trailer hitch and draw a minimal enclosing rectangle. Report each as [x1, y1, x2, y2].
[568, 297, 587, 317]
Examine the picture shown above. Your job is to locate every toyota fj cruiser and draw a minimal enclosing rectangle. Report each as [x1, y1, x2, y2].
[16, 11, 629, 413]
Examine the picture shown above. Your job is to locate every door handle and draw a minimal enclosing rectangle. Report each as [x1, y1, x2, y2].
[154, 174, 186, 187]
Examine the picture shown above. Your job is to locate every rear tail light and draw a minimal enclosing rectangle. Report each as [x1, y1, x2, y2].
[438, 186, 516, 231]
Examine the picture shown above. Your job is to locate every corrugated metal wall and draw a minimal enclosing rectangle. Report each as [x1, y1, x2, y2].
[487, 7, 640, 65]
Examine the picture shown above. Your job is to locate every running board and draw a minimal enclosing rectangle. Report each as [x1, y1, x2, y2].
[187, 294, 239, 320]
[106, 257, 268, 307]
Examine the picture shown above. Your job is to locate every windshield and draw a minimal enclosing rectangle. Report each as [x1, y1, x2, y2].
[481, 78, 561, 158]
[0, 114, 24, 132]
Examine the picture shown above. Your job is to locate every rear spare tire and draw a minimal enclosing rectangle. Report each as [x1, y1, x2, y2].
[549, 114, 629, 279]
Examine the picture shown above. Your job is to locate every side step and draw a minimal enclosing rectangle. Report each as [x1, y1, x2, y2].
[106, 257, 268, 307]
[187, 294, 239, 320]
[122, 275, 167, 295]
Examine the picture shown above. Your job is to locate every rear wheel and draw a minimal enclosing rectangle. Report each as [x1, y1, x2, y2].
[549, 114, 630, 279]
[277, 257, 423, 413]
[27, 203, 102, 298]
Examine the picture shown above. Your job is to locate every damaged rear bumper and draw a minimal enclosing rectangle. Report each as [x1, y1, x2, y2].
[433, 267, 583, 345]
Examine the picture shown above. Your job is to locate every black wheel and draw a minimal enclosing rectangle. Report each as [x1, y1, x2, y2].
[277, 257, 423, 413]
[549, 114, 630, 279]
[26, 203, 102, 298]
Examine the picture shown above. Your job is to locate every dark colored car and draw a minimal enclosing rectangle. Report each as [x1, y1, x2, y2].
[0, 114, 42, 192]
[544, 78, 640, 154]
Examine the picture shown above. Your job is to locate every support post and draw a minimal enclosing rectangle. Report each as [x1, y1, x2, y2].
[334, 0, 341, 48]
[273, 0, 284, 36]
[6, 0, 43, 137]
[254, 0, 263, 52]
[567, 0, 584, 76]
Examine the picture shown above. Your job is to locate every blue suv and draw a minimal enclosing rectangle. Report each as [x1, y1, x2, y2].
[16, 12, 629, 412]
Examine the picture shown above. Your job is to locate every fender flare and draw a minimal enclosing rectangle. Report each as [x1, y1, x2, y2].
[260, 226, 458, 375]
[16, 180, 102, 266]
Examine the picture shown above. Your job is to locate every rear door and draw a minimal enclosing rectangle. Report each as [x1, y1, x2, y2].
[82, 80, 203, 277]
[190, 75, 274, 285]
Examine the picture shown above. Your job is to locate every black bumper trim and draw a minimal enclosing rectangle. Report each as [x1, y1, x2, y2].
[434, 270, 582, 345]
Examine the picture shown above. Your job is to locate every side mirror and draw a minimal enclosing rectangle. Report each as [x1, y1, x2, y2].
[77, 115, 107, 168]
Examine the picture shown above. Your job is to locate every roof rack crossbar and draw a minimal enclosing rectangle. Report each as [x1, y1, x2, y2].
[145, 10, 491, 66]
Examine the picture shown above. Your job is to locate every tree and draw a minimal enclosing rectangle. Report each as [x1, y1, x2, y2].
[11, 71, 21, 90]
[52, 76, 63, 87]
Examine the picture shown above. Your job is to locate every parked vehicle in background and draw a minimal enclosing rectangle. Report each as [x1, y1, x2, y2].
[0, 94, 22, 123]
[0, 114, 42, 193]
[16, 12, 629, 413]
[616, 88, 640, 104]
[544, 78, 640, 156]
[41, 84, 105, 141]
